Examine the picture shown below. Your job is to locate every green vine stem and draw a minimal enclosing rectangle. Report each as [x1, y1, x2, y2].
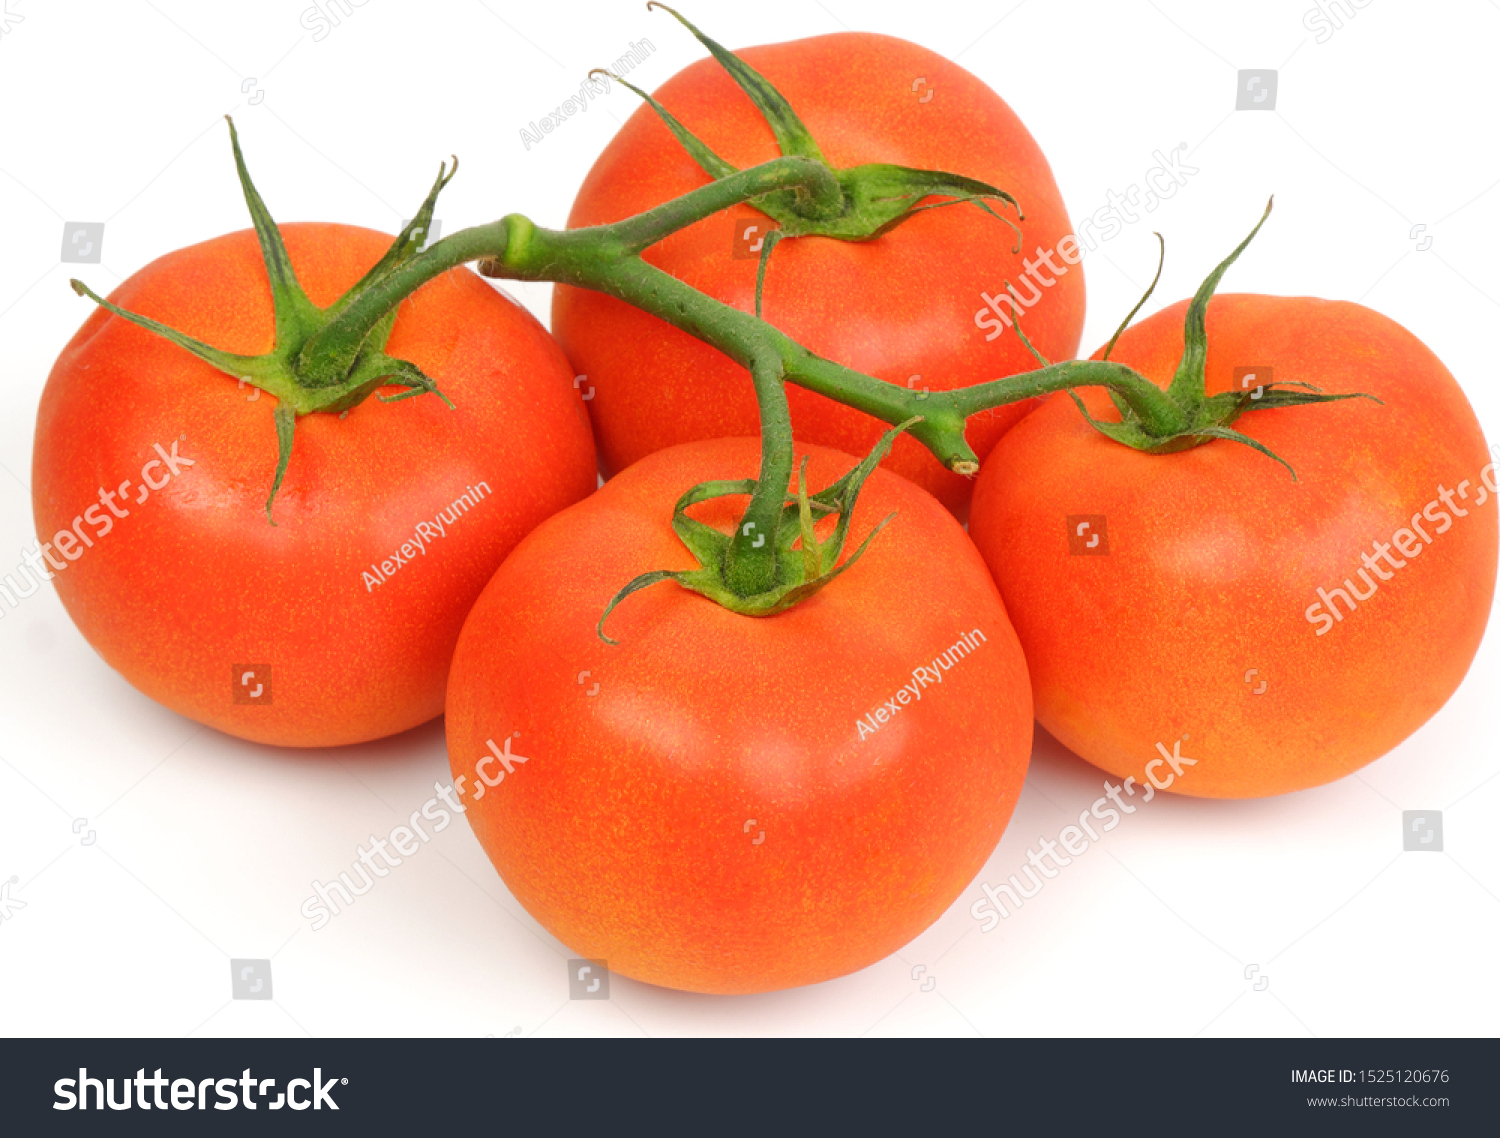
[68, 11, 1377, 633]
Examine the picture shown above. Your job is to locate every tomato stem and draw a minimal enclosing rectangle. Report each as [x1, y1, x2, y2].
[722, 357, 793, 596]
[67, 28, 1378, 627]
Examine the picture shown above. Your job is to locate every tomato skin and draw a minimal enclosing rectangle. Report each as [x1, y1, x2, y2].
[553, 32, 1084, 517]
[33, 224, 596, 748]
[968, 294, 1497, 798]
[445, 438, 1032, 994]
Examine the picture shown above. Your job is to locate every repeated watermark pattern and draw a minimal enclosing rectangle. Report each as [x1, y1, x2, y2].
[1303, 0, 1376, 44]
[971, 736, 1197, 930]
[0, 439, 195, 622]
[300, 733, 529, 929]
[299, 0, 370, 43]
[0, 1, 22, 40]
[1305, 452, 1499, 635]
[973, 147, 1198, 341]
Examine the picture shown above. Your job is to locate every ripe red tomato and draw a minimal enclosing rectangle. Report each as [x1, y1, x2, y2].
[553, 32, 1085, 517]
[33, 224, 596, 747]
[968, 294, 1497, 798]
[445, 438, 1033, 993]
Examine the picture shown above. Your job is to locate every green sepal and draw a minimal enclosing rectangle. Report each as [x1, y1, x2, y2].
[829, 164, 1021, 240]
[1166, 197, 1273, 406]
[1101, 232, 1165, 362]
[753, 228, 784, 318]
[69, 118, 463, 524]
[68, 278, 269, 382]
[647, 2, 824, 162]
[670, 478, 756, 564]
[592, 68, 736, 180]
[1204, 382, 1384, 428]
[618, 4, 1025, 287]
[596, 571, 684, 647]
[597, 418, 919, 642]
[733, 164, 1023, 245]
[1059, 197, 1381, 479]
[268, 401, 296, 524]
[794, 457, 820, 580]
[324, 157, 458, 330]
[1180, 424, 1297, 480]
[1007, 298, 1051, 367]
[226, 116, 323, 348]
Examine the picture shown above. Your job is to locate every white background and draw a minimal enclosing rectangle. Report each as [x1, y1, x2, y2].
[1, 0, 1497, 1037]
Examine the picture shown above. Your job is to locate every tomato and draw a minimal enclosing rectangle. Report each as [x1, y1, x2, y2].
[444, 438, 1032, 993]
[32, 224, 596, 748]
[553, 32, 1084, 517]
[968, 294, 1498, 798]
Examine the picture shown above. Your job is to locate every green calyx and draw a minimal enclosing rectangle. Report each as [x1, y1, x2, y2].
[597, 418, 918, 644]
[69, 116, 458, 522]
[1062, 198, 1381, 479]
[607, 3, 1023, 315]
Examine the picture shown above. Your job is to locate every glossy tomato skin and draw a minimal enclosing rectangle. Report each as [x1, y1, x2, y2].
[445, 439, 1032, 994]
[969, 294, 1497, 798]
[553, 32, 1084, 518]
[33, 224, 596, 748]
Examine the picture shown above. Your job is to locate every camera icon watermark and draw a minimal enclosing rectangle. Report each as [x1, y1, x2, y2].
[1066, 515, 1109, 556]
[1236, 70, 1277, 110]
[1402, 811, 1442, 852]
[231, 959, 272, 1000]
[0, 875, 24, 923]
[731, 216, 777, 259]
[61, 222, 104, 264]
[232, 664, 273, 706]
[568, 959, 610, 999]
[1233, 365, 1272, 401]
[400, 218, 442, 253]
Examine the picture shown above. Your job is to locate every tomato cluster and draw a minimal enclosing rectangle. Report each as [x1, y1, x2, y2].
[31, 15, 1495, 995]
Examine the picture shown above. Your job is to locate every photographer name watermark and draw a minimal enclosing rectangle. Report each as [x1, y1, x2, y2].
[363, 482, 491, 592]
[856, 628, 988, 742]
[519, 39, 656, 151]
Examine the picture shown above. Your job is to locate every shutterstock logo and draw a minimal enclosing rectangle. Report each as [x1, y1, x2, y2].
[54, 1068, 344, 1111]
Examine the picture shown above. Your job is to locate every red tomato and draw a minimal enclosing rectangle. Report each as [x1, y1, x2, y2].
[445, 438, 1033, 993]
[968, 294, 1498, 798]
[553, 32, 1084, 517]
[33, 224, 596, 747]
